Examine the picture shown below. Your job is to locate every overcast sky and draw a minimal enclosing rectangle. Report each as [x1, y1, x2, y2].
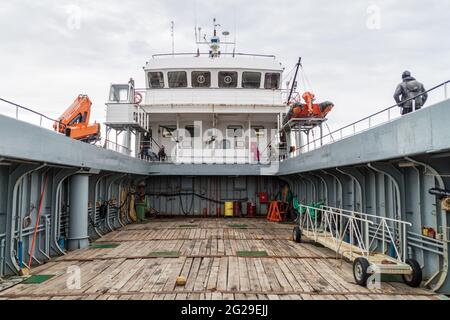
[1, 0, 449, 132]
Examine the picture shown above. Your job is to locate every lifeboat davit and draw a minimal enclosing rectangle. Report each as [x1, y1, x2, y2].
[283, 92, 334, 125]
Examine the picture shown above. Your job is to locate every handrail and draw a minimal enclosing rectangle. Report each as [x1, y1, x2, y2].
[301, 204, 374, 224]
[322, 205, 412, 226]
[0, 97, 63, 128]
[151, 52, 276, 59]
[295, 80, 450, 153]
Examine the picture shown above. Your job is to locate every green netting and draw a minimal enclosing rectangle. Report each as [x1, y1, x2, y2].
[228, 224, 248, 229]
[90, 243, 120, 249]
[22, 275, 54, 284]
[236, 251, 268, 257]
[148, 251, 181, 258]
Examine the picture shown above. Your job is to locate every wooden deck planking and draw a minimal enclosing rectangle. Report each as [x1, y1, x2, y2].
[0, 218, 445, 300]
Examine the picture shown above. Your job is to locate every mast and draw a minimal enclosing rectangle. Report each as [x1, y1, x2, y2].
[287, 57, 302, 104]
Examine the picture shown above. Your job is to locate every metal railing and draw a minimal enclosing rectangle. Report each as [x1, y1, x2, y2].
[292, 80, 450, 155]
[300, 204, 411, 262]
[151, 52, 277, 59]
[0, 97, 63, 131]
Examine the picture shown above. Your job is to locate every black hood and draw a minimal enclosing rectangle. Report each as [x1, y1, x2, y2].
[403, 76, 416, 82]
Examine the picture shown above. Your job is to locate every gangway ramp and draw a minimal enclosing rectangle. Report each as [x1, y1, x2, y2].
[293, 205, 421, 287]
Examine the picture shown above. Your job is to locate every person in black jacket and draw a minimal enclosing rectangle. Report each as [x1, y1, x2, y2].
[394, 71, 428, 115]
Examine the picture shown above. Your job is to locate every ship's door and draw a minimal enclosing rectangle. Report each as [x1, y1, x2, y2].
[182, 124, 200, 163]
[227, 125, 245, 164]
[252, 126, 266, 163]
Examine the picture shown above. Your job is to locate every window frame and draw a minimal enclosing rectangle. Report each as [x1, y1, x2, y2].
[184, 124, 201, 138]
[191, 71, 211, 88]
[168, 71, 188, 88]
[218, 71, 238, 88]
[160, 125, 176, 138]
[227, 125, 244, 138]
[251, 126, 266, 138]
[264, 73, 281, 90]
[242, 71, 262, 89]
[148, 72, 165, 89]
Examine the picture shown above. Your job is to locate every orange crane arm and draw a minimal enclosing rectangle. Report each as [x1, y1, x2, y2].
[53, 95, 100, 143]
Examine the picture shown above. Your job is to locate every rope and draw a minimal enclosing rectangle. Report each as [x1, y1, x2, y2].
[28, 173, 49, 268]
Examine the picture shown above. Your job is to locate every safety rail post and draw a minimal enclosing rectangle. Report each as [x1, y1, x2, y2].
[403, 223, 407, 262]
[365, 218, 370, 257]
[382, 221, 385, 255]
[15, 106, 19, 119]
[306, 207, 310, 234]
[350, 219, 354, 259]
[0, 238, 5, 277]
[445, 82, 448, 99]
[314, 209, 318, 242]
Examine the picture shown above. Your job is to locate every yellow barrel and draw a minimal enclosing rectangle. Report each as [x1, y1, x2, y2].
[224, 202, 234, 217]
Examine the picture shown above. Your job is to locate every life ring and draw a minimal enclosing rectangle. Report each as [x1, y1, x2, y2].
[134, 92, 143, 105]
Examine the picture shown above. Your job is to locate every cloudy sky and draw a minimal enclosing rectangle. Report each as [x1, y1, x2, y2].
[0, 0, 449, 132]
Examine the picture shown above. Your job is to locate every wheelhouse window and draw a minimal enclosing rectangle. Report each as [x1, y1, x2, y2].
[264, 73, 280, 89]
[242, 72, 262, 89]
[109, 85, 130, 102]
[191, 71, 211, 88]
[168, 71, 187, 88]
[218, 71, 238, 88]
[148, 72, 164, 88]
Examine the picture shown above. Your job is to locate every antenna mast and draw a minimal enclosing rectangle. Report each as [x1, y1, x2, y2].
[171, 21, 175, 55]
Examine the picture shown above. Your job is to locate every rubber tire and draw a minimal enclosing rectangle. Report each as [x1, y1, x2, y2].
[353, 257, 370, 287]
[293, 226, 302, 243]
[402, 259, 422, 288]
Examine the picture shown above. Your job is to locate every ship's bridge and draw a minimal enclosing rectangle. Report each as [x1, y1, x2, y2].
[141, 54, 285, 106]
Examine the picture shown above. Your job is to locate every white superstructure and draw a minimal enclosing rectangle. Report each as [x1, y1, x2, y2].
[105, 20, 288, 164]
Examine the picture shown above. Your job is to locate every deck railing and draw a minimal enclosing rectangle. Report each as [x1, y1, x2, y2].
[0, 97, 63, 131]
[290, 80, 450, 156]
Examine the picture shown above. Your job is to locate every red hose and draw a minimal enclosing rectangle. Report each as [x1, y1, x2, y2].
[28, 173, 49, 268]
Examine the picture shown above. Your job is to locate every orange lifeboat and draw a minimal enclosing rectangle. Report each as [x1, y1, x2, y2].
[283, 92, 334, 125]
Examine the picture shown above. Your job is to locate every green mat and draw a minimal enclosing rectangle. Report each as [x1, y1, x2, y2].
[148, 251, 181, 258]
[90, 243, 120, 249]
[228, 224, 248, 229]
[179, 225, 199, 228]
[236, 251, 268, 257]
[23, 275, 54, 284]
[380, 274, 404, 283]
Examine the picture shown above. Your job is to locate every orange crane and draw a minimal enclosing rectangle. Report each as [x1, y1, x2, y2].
[53, 95, 100, 143]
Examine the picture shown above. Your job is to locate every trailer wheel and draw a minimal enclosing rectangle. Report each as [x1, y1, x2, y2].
[402, 259, 422, 288]
[353, 257, 370, 286]
[293, 226, 302, 243]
